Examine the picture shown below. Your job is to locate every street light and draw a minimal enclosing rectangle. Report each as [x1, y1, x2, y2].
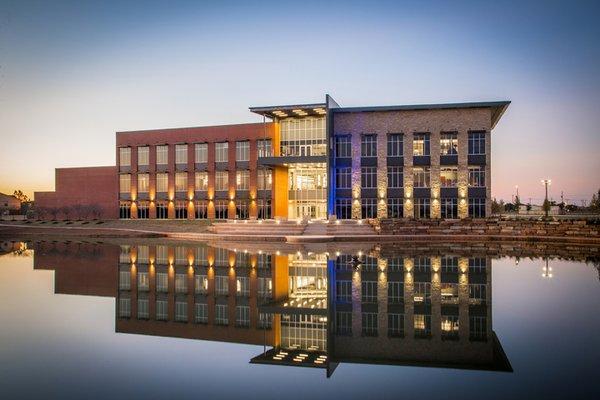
[541, 179, 551, 218]
[542, 258, 553, 279]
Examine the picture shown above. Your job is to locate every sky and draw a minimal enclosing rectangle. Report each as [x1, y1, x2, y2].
[1, 0, 599, 204]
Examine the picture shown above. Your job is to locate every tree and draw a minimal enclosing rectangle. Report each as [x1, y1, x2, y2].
[491, 198, 505, 214]
[12, 190, 30, 202]
[514, 194, 521, 209]
[590, 189, 600, 211]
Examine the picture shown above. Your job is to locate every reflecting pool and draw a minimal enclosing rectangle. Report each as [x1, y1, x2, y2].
[0, 239, 599, 399]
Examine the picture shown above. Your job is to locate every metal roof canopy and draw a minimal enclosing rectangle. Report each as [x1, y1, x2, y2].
[249, 102, 327, 119]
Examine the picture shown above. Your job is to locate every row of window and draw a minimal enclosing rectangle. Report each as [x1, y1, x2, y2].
[119, 199, 272, 220]
[335, 166, 485, 189]
[119, 140, 273, 167]
[334, 198, 486, 219]
[119, 170, 273, 193]
[334, 132, 486, 158]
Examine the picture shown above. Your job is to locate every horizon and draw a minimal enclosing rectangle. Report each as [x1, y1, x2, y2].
[1, 0, 599, 204]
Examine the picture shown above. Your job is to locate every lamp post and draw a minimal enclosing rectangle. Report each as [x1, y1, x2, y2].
[542, 258, 553, 279]
[541, 179, 551, 218]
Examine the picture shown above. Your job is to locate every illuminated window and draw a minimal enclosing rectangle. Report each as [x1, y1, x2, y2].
[119, 147, 131, 167]
[175, 172, 187, 192]
[414, 314, 431, 338]
[413, 166, 430, 188]
[156, 145, 168, 165]
[258, 277, 272, 298]
[469, 166, 485, 187]
[236, 141, 249, 162]
[257, 139, 272, 158]
[387, 166, 403, 188]
[119, 174, 131, 193]
[175, 144, 188, 164]
[413, 133, 430, 156]
[361, 134, 377, 157]
[156, 173, 168, 193]
[236, 170, 249, 190]
[440, 167, 458, 187]
[137, 173, 149, 193]
[137, 146, 149, 166]
[335, 135, 351, 158]
[195, 143, 207, 163]
[215, 171, 228, 191]
[440, 132, 458, 155]
[468, 132, 486, 155]
[280, 117, 326, 157]
[215, 142, 228, 163]
[195, 172, 208, 191]
[387, 133, 403, 157]
[335, 167, 351, 189]
[257, 169, 272, 190]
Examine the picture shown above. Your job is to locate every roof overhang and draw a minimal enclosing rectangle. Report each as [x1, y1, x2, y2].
[250, 102, 327, 119]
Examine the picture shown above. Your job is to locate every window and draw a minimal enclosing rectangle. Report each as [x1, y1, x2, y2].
[414, 198, 430, 219]
[335, 135, 351, 158]
[156, 272, 168, 292]
[175, 200, 187, 219]
[137, 201, 149, 219]
[156, 300, 168, 321]
[259, 313, 273, 329]
[441, 315, 459, 339]
[361, 167, 377, 188]
[362, 312, 378, 336]
[175, 144, 188, 164]
[156, 173, 168, 193]
[195, 172, 208, 191]
[137, 173, 149, 193]
[280, 117, 326, 156]
[361, 134, 377, 157]
[335, 198, 352, 219]
[336, 280, 352, 303]
[387, 166, 403, 188]
[387, 133, 403, 157]
[414, 282, 431, 303]
[214, 200, 228, 219]
[119, 174, 131, 193]
[215, 248, 229, 267]
[215, 171, 228, 191]
[156, 145, 168, 165]
[175, 172, 187, 192]
[361, 280, 377, 303]
[257, 169, 272, 190]
[118, 298, 131, 318]
[120, 202, 131, 220]
[257, 199, 271, 219]
[236, 170, 249, 190]
[469, 166, 485, 187]
[236, 141, 249, 162]
[387, 257, 404, 272]
[195, 303, 208, 324]
[138, 272, 149, 291]
[469, 284, 487, 301]
[156, 201, 168, 219]
[414, 314, 431, 337]
[469, 258, 487, 273]
[137, 146, 149, 166]
[216, 304, 229, 325]
[215, 142, 228, 162]
[119, 270, 130, 290]
[335, 167, 351, 189]
[440, 132, 458, 155]
[175, 301, 187, 322]
[387, 198, 403, 218]
[468, 132, 486, 155]
[195, 246, 208, 266]
[336, 311, 352, 336]
[413, 166, 430, 188]
[388, 313, 404, 337]
[440, 167, 458, 187]
[469, 198, 486, 218]
[175, 273, 187, 293]
[235, 305, 250, 327]
[195, 143, 207, 163]
[470, 316, 487, 341]
[155, 246, 168, 264]
[195, 200, 207, 219]
[137, 299, 149, 319]
[388, 281, 403, 303]
[235, 200, 249, 219]
[441, 198, 458, 219]
[257, 139, 272, 158]
[258, 277, 272, 298]
[119, 147, 131, 167]
[361, 198, 377, 219]
[413, 133, 430, 156]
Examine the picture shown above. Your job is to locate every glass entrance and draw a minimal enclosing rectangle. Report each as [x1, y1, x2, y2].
[288, 163, 327, 220]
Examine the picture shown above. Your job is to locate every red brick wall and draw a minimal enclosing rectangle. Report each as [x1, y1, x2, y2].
[34, 166, 118, 219]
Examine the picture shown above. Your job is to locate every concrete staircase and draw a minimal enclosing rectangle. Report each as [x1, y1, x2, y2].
[208, 220, 307, 238]
[303, 220, 377, 236]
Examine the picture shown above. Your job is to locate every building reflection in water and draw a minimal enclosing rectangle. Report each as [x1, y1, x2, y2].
[27, 240, 513, 377]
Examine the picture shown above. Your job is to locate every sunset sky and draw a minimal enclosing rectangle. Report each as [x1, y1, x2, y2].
[1, 0, 599, 204]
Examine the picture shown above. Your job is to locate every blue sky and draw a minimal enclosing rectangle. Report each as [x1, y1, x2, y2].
[1, 0, 599, 203]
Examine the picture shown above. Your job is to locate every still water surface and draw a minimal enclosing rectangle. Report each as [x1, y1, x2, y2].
[0, 239, 599, 399]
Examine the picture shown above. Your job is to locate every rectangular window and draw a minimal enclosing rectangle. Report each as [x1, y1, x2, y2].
[257, 169, 272, 190]
[440, 167, 458, 187]
[174, 200, 188, 219]
[361, 281, 378, 303]
[216, 304, 229, 325]
[195, 143, 207, 163]
[137, 298, 149, 319]
[469, 284, 487, 301]
[257, 139, 272, 158]
[235, 200, 249, 219]
[388, 313, 404, 337]
[119, 147, 131, 167]
[195, 172, 208, 191]
[441, 315, 459, 339]
[156, 300, 168, 321]
[119, 174, 131, 193]
[469, 166, 485, 187]
[413, 257, 430, 273]
[215, 142, 228, 163]
[119, 270, 130, 290]
[175, 273, 187, 293]
[236, 170, 249, 190]
[156, 173, 168, 193]
[470, 316, 487, 341]
[469, 258, 487, 273]
[335, 167, 351, 189]
[215, 171, 228, 191]
[335, 135, 351, 158]
[335, 198, 352, 219]
[118, 298, 131, 318]
[361, 166, 377, 189]
[155, 201, 168, 219]
[175, 300, 187, 322]
[195, 303, 208, 324]
[440, 132, 458, 155]
[441, 198, 458, 219]
[195, 274, 208, 294]
[414, 198, 430, 219]
[387, 198, 403, 218]
[215, 248, 229, 267]
[235, 305, 250, 327]
[413, 166, 430, 188]
[156, 145, 168, 165]
[137, 146, 149, 166]
[361, 198, 377, 219]
[388, 281, 403, 303]
[235, 141, 249, 162]
[236, 277, 250, 296]
[414, 314, 431, 337]
[137, 173, 149, 193]
[175, 172, 187, 192]
[413, 133, 430, 156]
[138, 272, 149, 291]
[362, 312, 378, 336]
[336, 311, 352, 336]
[259, 313, 273, 329]
[155, 246, 167, 264]
[468, 132, 486, 155]
[387, 166, 403, 188]
[387, 133, 403, 157]
[156, 272, 168, 292]
[414, 282, 431, 303]
[214, 200, 228, 219]
[469, 198, 486, 218]
[215, 275, 229, 295]
[258, 277, 272, 298]
[336, 280, 352, 303]
[361, 134, 377, 157]
[175, 144, 188, 164]
[257, 199, 271, 219]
